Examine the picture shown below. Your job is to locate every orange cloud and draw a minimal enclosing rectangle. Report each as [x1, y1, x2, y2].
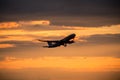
[0, 25, 120, 43]
[30, 20, 50, 25]
[0, 20, 50, 29]
[0, 22, 120, 44]
[0, 35, 35, 42]
[19, 20, 50, 25]
[0, 24, 120, 36]
[0, 44, 15, 48]
[0, 22, 20, 29]
[4, 56, 17, 61]
[0, 56, 120, 72]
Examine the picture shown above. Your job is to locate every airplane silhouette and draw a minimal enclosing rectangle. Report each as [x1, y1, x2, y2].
[37, 33, 76, 48]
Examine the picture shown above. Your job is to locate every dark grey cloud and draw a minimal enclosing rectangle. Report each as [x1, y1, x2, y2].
[80, 34, 120, 44]
[0, 40, 41, 58]
[0, 0, 120, 26]
[50, 16, 120, 27]
[0, 0, 120, 16]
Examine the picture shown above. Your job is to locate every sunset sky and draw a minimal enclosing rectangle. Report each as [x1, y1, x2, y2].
[0, 0, 120, 80]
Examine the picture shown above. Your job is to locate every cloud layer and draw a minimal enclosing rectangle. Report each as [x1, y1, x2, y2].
[0, 1, 120, 79]
[0, 0, 120, 26]
[0, 21, 120, 58]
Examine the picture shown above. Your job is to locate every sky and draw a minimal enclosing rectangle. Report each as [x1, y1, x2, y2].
[0, 0, 120, 80]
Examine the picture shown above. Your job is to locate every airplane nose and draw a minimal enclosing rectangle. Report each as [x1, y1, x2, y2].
[70, 34, 76, 38]
[72, 33, 76, 36]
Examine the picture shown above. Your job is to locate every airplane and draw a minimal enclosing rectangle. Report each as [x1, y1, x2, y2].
[37, 33, 76, 48]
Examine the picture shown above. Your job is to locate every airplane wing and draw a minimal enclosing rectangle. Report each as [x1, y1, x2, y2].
[37, 39, 59, 42]
[37, 39, 60, 47]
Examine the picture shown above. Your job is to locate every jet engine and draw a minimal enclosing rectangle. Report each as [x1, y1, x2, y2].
[68, 40, 74, 44]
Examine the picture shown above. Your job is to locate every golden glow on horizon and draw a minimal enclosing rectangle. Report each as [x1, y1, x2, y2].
[0, 57, 120, 72]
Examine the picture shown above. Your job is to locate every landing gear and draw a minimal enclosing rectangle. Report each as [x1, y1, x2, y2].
[64, 44, 67, 47]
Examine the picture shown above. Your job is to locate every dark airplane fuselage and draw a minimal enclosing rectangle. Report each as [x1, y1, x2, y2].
[61, 33, 76, 42]
[59, 33, 76, 46]
[38, 33, 76, 48]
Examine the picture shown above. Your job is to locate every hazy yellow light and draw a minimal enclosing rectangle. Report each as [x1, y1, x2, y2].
[0, 57, 120, 72]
